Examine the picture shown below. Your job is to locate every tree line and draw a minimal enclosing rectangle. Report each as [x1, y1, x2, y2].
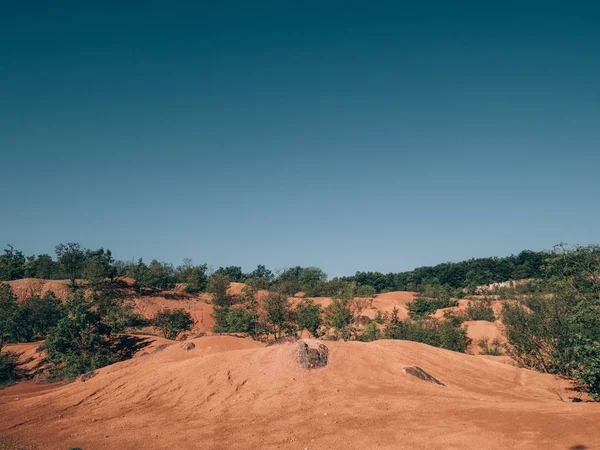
[0, 243, 549, 296]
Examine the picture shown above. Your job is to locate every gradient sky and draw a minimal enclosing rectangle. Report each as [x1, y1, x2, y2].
[1, 1, 599, 277]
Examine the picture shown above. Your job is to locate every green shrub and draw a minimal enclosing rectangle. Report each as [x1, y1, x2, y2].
[407, 297, 438, 318]
[464, 301, 496, 322]
[44, 293, 119, 380]
[0, 353, 18, 388]
[153, 308, 194, 340]
[357, 321, 381, 342]
[0, 284, 18, 352]
[10, 292, 64, 342]
[407, 297, 458, 319]
[384, 308, 468, 353]
[295, 299, 322, 337]
[224, 307, 258, 335]
[373, 310, 387, 324]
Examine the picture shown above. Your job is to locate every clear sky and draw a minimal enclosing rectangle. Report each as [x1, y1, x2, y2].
[1, 1, 599, 277]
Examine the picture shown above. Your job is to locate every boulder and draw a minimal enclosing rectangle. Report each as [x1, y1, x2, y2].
[181, 342, 195, 351]
[402, 366, 445, 386]
[296, 340, 329, 369]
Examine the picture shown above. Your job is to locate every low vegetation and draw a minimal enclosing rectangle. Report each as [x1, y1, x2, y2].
[152, 309, 194, 340]
[464, 300, 496, 322]
[407, 296, 458, 318]
[1, 242, 599, 401]
[501, 245, 600, 399]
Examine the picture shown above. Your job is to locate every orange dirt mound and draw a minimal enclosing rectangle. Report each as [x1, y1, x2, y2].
[364, 291, 418, 320]
[227, 282, 248, 296]
[6, 278, 72, 302]
[2, 337, 597, 449]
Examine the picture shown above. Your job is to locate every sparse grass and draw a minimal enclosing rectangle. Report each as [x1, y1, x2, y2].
[478, 338, 504, 356]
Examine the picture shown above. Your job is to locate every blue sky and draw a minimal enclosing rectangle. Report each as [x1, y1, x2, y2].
[1, 1, 599, 277]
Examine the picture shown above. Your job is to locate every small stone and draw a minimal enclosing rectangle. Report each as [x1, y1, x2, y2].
[402, 366, 445, 386]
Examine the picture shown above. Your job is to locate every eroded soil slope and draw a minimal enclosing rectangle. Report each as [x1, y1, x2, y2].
[1, 336, 598, 449]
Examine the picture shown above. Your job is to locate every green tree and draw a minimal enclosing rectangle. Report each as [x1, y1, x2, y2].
[263, 291, 294, 340]
[0, 284, 18, 352]
[0, 245, 25, 281]
[44, 292, 118, 379]
[355, 284, 377, 298]
[24, 254, 59, 279]
[274, 266, 303, 295]
[210, 273, 234, 332]
[209, 273, 233, 308]
[83, 248, 116, 286]
[246, 264, 273, 289]
[214, 266, 245, 282]
[323, 297, 368, 340]
[89, 278, 139, 333]
[55, 243, 87, 288]
[176, 259, 208, 294]
[144, 260, 175, 290]
[295, 299, 322, 336]
[407, 297, 438, 318]
[324, 298, 353, 339]
[298, 267, 327, 296]
[11, 292, 64, 342]
[152, 308, 194, 340]
[128, 258, 149, 295]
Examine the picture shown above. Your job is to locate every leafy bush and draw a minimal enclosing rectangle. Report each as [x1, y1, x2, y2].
[0, 353, 18, 388]
[224, 307, 258, 334]
[0, 283, 18, 351]
[10, 292, 64, 342]
[355, 284, 377, 298]
[384, 308, 468, 353]
[153, 309, 194, 340]
[323, 298, 367, 341]
[407, 297, 438, 318]
[407, 297, 458, 319]
[263, 291, 295, 340]
[295, 299, 322, 336]
[44, 293, 119, 380]
[213, 286, 262, 337]
[464, 301, 496, 322]
[357, 321, 381, 342]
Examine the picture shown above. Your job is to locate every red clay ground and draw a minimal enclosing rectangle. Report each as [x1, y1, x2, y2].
[1, 336, 598, 449]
